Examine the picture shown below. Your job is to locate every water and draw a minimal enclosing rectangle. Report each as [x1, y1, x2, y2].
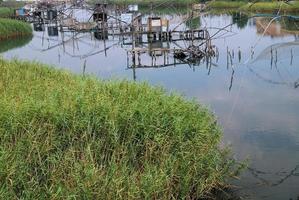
[1, 11, 299, 200]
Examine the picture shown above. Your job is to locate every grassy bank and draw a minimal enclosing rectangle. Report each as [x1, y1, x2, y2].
[0, 18, 32, 40]
[0, 59, 240, 199]
[242, 1, 299, 12]
[0, 7, 13, 18]
[208, 1, 299, 11]
[208, 1, 247, 9]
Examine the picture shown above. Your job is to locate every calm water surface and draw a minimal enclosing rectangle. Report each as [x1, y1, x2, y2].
[2, 12, 299, 200]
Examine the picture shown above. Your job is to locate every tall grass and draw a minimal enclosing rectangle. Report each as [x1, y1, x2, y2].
[0, 7, 13, 18]
[0, 59, 240, 199]
[208, 1, 247, 9]
[0, 18, 32, 40]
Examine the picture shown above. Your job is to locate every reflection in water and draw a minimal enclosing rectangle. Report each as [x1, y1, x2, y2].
[2, 13, 299, 200]
[255, 16, 299, 37]
[94, 30, 108, 40]
[48, 26, 59, 37]
[0, 36, 33, 53]
[244, 130, 299, 151]
[232, 12, 249, 29]
[33, 23, 45, 32]
[249, 40, 299, 89]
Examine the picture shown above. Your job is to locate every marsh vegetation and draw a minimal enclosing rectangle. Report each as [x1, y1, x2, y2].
[0, 58, 240, 199]
[0, 18, 32, 40]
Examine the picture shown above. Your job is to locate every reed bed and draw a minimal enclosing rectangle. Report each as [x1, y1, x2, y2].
[0, 59, 240, 199]
[0, 18, 32, 40]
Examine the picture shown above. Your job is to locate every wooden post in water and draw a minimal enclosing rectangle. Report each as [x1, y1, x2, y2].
[238, 47, 241, 63]
[291, 48, 293, 66]
[270, 47, 273, 68]
[226, 46, 229, 69]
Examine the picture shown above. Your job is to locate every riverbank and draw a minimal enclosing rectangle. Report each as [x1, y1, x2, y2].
[208, 1, 299, 12]
[0, 18, 32, 41]
[0, 58, 241, 199]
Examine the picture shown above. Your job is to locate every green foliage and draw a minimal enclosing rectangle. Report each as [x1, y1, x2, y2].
[0, 7, 13, 18]
[0, 59, 239, 199]
[208, 1, 247, 9]
[0, 1, 26, 9]
[0, 18, 32, 40]
[241, 1, 299, 11]
[208, 0, 299, 11]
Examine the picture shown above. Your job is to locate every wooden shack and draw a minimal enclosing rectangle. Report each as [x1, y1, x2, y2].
[147, 17, 162, 33]
[93, 12, 107, 22]
[147, 17, 169, 33]
[93, 3, 108, 22]
[73, 22, 97, 31]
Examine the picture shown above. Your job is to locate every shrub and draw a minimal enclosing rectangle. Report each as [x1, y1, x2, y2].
[0, 7, 13, 18]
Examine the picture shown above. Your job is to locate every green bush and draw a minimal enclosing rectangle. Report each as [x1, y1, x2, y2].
[0, 1, 25, 9]
[0, 7, 13, 18]
[0, 18, 32, 40]
[0, 59, 238, 199]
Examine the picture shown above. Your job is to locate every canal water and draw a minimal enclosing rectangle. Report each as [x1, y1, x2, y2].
[1, 11, 299, 200]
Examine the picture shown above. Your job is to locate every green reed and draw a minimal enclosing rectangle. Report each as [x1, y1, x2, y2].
[0, 58, 241, 199]
[0, 18, 32, 40]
